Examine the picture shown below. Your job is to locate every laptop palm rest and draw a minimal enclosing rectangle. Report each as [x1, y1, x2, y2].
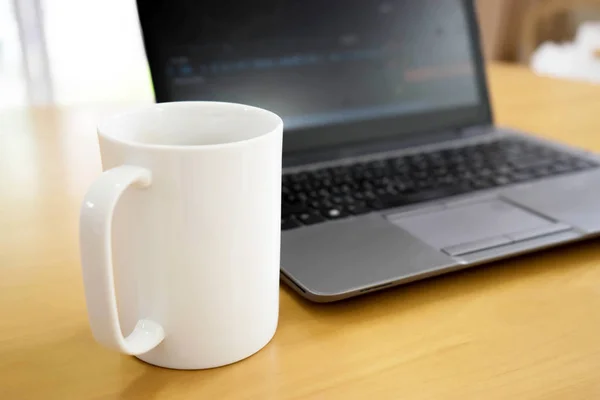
[387, 199, 573, 256]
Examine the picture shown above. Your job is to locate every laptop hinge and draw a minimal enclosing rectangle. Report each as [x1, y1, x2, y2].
[460, 124, 494, 138]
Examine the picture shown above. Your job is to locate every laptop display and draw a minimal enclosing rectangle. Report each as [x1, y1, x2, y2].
[138, 0, 491, 153]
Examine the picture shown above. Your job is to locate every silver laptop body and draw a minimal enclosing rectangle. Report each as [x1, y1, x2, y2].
[281, 128, 600, 302]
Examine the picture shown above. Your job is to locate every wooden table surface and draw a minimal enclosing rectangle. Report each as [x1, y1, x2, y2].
[3, 63, 600, 399]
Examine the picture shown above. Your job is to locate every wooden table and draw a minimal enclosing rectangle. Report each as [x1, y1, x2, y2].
[3, 64, 600, 399]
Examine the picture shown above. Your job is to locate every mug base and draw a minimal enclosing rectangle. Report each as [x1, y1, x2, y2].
[133, 324, 277, 370]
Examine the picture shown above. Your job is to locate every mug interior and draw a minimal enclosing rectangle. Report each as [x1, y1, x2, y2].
[97, 102, 283, 147]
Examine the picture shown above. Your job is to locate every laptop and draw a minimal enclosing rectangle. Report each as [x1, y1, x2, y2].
[137, 0, 600, 302]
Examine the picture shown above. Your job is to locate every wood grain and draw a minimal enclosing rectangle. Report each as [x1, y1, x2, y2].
[3, 64, 600, 399]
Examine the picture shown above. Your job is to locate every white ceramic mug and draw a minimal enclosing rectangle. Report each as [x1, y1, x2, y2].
[79, 102, 283, 369]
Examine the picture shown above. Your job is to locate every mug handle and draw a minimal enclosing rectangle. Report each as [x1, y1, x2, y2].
[79, 165, 165, 355]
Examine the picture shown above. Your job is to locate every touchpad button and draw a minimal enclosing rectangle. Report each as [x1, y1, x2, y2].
[387, 199, 555, 250]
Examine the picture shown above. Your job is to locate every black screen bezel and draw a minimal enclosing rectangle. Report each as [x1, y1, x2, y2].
[137, 0, 493, 156]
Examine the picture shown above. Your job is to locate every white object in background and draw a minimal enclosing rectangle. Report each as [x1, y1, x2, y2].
[79, 102, 283, 370]
[575, 21, 600, 50]
[531, 22, 600, 84]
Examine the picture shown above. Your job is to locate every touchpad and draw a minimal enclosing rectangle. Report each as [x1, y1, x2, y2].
[387, 199, 555, 251]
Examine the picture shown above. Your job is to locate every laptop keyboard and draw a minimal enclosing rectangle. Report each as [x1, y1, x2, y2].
[281, 137, 598, 231]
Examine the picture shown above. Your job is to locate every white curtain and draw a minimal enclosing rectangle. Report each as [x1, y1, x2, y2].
[2, 0, 154, 107]
[0, 0, 26, 107]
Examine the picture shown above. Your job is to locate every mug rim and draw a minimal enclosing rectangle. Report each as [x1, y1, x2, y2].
[97, 101, 283, 151]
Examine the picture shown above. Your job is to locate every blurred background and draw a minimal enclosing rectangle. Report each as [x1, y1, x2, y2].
[2, 0, 600, 110]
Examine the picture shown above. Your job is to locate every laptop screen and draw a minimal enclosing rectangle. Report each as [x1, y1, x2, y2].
[138, 0, 491, 154]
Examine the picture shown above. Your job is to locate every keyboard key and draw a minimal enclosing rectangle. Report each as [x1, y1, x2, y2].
[367, 199, 385, 210]
[331, 196, 344, 205]
[322, 207, 350, 220]
[330, 186, 343, 195]
[343, 195, 356, 204]
[375, 187, 389, 196]
[297, 211, 327, 226]
[297, 193, 309, 202]
[340, 183, 354, 192]
[492, 176, 511, 185]
[364, 190, 377, 200]
[504, 172, 525, 183]
[469, 179, 491, 189]
[283, 193, 298, 203]
[282, 203, 308, 217]
[282, 217, 302, 230]
[347, 202, 370, 215]
[308, 198, 333, 210]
